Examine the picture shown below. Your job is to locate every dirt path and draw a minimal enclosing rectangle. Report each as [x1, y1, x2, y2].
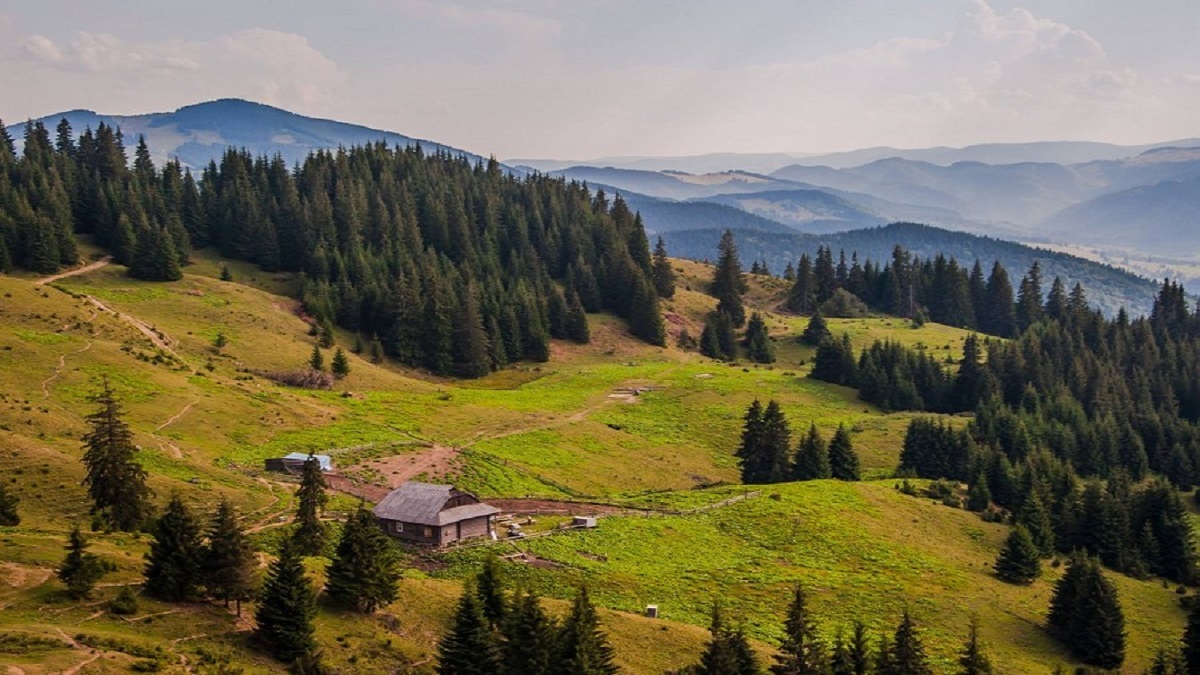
[35, 256, 111, 285]
[84, 295, 178, 356]
[156, 399, 198, 431]
[41, 340, 93, 400]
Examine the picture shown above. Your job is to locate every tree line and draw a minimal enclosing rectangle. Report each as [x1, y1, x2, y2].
[0, 119, 673, 377]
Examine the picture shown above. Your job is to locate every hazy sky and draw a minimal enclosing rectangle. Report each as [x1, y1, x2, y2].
[2, 1, 1198, 159]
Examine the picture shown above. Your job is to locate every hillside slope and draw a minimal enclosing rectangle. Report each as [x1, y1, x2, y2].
[0, 253, 1189, 673]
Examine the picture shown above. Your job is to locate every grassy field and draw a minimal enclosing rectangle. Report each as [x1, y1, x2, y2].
[0, 253, 1190, 673]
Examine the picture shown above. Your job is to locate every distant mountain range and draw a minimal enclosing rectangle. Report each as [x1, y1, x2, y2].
[7, 99, 477, 169]
[510, 139, 1200, 174]
[10, 98, 1177, 310]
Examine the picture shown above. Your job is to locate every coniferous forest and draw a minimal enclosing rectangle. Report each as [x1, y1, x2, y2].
[0, 119, 666, 377]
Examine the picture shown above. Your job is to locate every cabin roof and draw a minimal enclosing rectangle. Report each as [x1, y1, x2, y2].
[373, 482, 499, 526]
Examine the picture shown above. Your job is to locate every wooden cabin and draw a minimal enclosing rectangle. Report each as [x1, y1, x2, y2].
[373, 482, 499, 546]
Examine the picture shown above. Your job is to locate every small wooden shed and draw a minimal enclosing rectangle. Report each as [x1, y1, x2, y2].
[264, 453, 333, 475]
[373, 482, 499, 546]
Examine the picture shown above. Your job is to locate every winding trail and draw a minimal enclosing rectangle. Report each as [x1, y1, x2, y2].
[34, 256, 111, 285]
[41, 340, 93, 400]
[156, 399, 199, 432]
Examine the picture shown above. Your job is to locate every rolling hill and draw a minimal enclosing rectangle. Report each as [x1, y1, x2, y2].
[7, 98, 478, 169]
[0, 249, 1190, 673]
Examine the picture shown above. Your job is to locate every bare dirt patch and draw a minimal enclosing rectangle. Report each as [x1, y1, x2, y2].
[0, 562, 52, 590]
[353, 444, 462, 488]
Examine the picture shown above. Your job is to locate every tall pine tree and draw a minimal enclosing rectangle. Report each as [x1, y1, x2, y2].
[291, 455, 328, 556]
[325, 506, 401, 612]
[81, 377, 151, 531]
[255, 539, 318, 663]
[143, 494, 204, 602]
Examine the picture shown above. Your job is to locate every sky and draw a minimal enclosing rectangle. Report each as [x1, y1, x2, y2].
[2, 0, 1198, 160]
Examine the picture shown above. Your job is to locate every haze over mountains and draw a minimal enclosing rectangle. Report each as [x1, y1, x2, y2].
[13, 98, 1197, 304]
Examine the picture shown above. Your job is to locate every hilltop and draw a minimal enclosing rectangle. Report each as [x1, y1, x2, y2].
[0, 248, 1191, 673]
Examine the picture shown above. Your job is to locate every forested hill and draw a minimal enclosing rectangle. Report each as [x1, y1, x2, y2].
[663, 223, 1161, 317]
[6, 99, 477, 170]
[0, 120, 667, 376]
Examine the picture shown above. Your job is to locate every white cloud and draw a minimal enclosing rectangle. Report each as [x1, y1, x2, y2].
[0, 26, 344, 118]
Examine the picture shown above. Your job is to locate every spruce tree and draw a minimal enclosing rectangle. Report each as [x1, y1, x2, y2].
[694, 604, 761, 675]
[57, 525, 106, 599]
[827, 424, 860, 481]
[701, 317, 725, 360]
[966, 473, 991, 512]
[792, 423, 831, 481]
[887, 610, 932, 675]
[956, 615, 992, 675]
[994, 524, 1041, 584]
[800, 311, 830, 346]
[1183, 599, 1200, 675]
[500, 589, 556, 675]
[325, 506, 401, 613]
[330, 347, 350, 379]
[1046, 554, 1125, 670]
[203, 499, 257, 614]
[564, 289, 590, 343]
[81, 377, 152, 531]
[309, 344, 325, 372]
[144, 494, 204, 602]
[772, 584, 826, 675]
[255, 539, 318, 663]
[830, 631, 854, 675]
[848, 621, 871, 675]
[629, 273, 666, 346]
[745, 312, 775, 364]
[438, 586, 500, 675]
[652, 236, 676, 299]
[1016, 488, 1055, 556]
[556, 585, 618, 675]
[810, 334, 856, 387]
[711, 230, 747, 327]
[1015, 261, 1044, 332]
[291, 456, 328, 556]
[0, 482, 18, 526]
[476, 553, 507, 627]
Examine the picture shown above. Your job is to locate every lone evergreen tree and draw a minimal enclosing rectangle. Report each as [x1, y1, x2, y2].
[203, 499, 257, 615]
[827, 424, 860, 481]
[557, 585, 618, 675]
[331, 347, 351, 379]
[711, 230, 748, 327]
[500, 589, 556, 675]
[326, 506, 401, 612]
[800, 311, 830, 346]
[438, 585, 500, 675]
[255, 539, 318, 663]
[792, 423, 831, 481]
[0, 482, 18, 526]
[57, 525, 106, 599]
[652, 236, 676, 299]
[1047, 554, 1125, 670]
[81, 377, 152, 531]
[309, 344, 325, 372]
[887, 610, 932, 675]
[144, 494, 204, 602]
[956, 615, 992, 675]
[291, 455, 328, 556]
[994, 524, 1041, 584]
[772, 584, 826, 675]
[745, 312, 775, 364]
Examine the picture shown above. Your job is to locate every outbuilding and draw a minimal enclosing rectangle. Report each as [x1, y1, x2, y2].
[373, 482, 499, 546]
[264, 453, 333, 474]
